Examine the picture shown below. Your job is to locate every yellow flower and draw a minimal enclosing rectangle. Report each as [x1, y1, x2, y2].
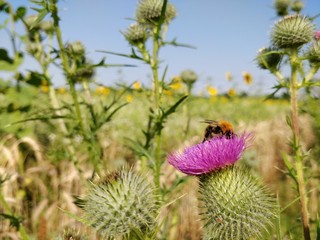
[225, 71, 233, 81]
[163, 89, 173, 96]
[41, 85, 49, 93]
[56, 87, 67, 94]
[242, 71, 253, 85]
[169, 82, 183, 90]
[227, 88, 236, 97]
[126, 95, 133, 102]
[171, 75, 182, 83]
[207, 86, 218, 96]
[95, 86, 110, 95]
[133, 81, 141, 90]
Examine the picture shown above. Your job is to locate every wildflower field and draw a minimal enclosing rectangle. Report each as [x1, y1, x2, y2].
[1, 0, 320, 239]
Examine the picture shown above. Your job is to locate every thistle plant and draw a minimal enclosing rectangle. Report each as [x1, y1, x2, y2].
[12, 0, 131, 174]
[167, 133, 278, 239]
[256, 11, 320, 239]
[81, 169, 159, 239]
[101, 0, 190, 201]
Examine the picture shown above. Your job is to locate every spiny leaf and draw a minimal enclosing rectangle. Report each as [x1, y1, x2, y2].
[163, 38, 197, 49]
[28, 8, 48, 30]
[0, 213, 21, 230]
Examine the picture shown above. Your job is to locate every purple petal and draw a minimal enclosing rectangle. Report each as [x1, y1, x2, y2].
[167, 132, 253, 175]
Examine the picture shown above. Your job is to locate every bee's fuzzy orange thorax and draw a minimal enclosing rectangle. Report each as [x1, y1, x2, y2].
[219, 120, 234, 132]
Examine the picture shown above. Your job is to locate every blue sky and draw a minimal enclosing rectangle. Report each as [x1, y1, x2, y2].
[2, 0, 320, 95]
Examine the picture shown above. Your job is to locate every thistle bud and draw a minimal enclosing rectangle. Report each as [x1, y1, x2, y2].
[256, 47, 282, 71]
[305, 41, 320, 65]
[123, 23, 148, 46]
[180, 69, 198, 85]
[40, 20, 55, 35]
[271, 15, 315, 49]
[199, 166, 277, 240]
[66, 41, 85, 58]
[136, 0, 176, 25]
[274, 0, 290, 16]
[291, 0, 304, 13]
[82, 170, 159, 238]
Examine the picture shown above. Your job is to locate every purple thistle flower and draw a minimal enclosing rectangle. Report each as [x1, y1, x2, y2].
[315, 31, 320, 41]
[167, 133, 253, 175]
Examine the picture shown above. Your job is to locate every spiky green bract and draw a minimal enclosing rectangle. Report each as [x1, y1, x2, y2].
[53, 228, 88, 240]
[199, 165, 277, 240]
[305, 41, 320, 65]
[123, 23, 149, 46]
[136, 0, 176, 25]
[256, 47, 282, 71]
[82, 170, 159, 239]
[271, 15, 315, 49]
[274, 0, 290, 16]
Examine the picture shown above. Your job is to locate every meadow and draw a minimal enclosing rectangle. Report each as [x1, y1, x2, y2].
[1, 0, 320, 239]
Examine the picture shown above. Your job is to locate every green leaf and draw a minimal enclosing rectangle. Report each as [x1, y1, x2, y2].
[163, 38, 197, 49]
[97, 49, 144, 61]
[0, 213, 21, 230]
[24, 71, 45, 86]
[125, 138, 153, 161]
[0, 48, 13, 63]
[162, 95, 188, 118]
[0, 52, 23, 72]
[29, 9, 48, 29]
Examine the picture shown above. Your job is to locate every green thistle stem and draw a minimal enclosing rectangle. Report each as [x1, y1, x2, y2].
[289, 48, 311, 240]
[49, 0, 87, 140]
[151, 26, 162, 197]
[304, 65, 319, 83]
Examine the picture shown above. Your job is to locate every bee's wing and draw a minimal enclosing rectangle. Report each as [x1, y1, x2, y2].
[201, 119, 219, 125]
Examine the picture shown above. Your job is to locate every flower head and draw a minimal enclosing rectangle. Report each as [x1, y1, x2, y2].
[167, 133, 252, 175]
[82, 170, 159, 238]
[271, 15, 315, 49]
[242, 71, 253, 85]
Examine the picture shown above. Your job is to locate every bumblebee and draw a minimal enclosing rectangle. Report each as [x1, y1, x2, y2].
[202, 120, 234, 142]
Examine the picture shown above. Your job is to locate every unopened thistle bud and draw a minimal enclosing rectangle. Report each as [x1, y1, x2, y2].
[180, 69, 198, 85]
[136, 0, 176, 25]
[305, 41, 320, 65]
[274, 0, 290, 16]
[199, 166, 277, 240]
[291, 0, 304, 13]
[256, 47, 282, 71]
[271, 15, 315, 49]
[66, 41, 85, 58]
[123, 23, 148, 46]
[40, 20, 55, 35]
[82, 170, 159, 238]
